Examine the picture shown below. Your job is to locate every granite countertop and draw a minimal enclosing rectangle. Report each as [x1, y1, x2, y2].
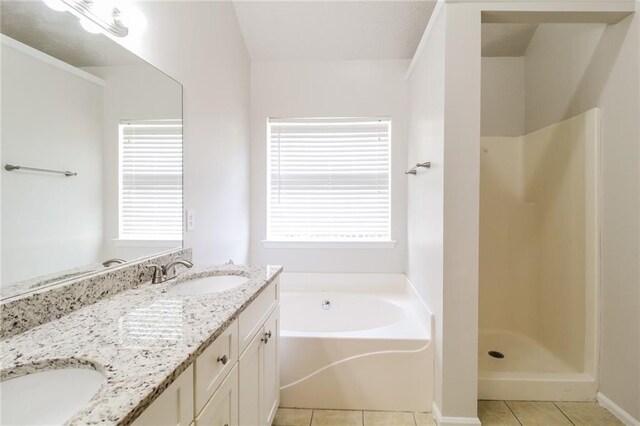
[0, 264, 283, 425]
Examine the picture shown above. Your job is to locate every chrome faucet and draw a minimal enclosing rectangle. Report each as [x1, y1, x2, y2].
[102, 258, 126, 267]
[162, 259, 194, 281]
[146, 260, 193, 284]
[146, 264, 165, 284]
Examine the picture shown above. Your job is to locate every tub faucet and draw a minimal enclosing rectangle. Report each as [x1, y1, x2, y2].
[162, 259, 194, 281]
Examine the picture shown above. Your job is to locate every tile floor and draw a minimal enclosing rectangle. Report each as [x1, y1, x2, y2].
[478, 401, 623, 426]
[274, 408, 436, 426]
[275, 402, 622, 426]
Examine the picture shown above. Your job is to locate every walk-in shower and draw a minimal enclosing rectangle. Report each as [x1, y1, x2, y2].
[478, 108, 600, 401]
[478, 21, 610, 400]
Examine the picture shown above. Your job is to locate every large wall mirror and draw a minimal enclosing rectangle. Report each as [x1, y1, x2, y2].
[1, 1, 183, 300]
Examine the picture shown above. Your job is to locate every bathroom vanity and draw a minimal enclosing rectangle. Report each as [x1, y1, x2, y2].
[0, 264, 282, 425]
[133, 274, 280, 426]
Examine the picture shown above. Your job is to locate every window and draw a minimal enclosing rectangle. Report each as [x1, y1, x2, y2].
[267, 117, 391, 243]
[119, 119, 183, 241]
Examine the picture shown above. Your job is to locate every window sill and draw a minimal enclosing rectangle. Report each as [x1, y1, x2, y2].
[112, 239, 182, 248]
[261, 240, 397, 249]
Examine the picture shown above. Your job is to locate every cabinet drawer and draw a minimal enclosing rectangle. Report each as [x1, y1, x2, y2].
[133, 365, 194, 426]
[239, 279, 278, 355]
[196, 365, 238, 426]
[195, 319, 238, 415]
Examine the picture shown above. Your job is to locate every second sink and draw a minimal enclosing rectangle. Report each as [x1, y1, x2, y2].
[1, 367, 105, 425]
[168, 275, 249, 296]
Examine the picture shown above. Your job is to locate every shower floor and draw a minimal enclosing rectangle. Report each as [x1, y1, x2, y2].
[478, 329, 597, 401]
[479, 329, 577, 374]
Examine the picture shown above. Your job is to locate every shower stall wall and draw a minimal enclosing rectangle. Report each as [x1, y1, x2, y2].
[478, 108, 600, 401]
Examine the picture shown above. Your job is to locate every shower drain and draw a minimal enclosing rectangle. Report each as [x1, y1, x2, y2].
[488, 350, 505, 359]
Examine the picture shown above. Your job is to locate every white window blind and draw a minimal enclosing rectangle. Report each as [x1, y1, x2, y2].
[119, 119, 183, 241]
[267, 118, 391, 242]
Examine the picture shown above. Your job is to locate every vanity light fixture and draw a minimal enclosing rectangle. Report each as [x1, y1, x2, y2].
[44, 0, 129, 37]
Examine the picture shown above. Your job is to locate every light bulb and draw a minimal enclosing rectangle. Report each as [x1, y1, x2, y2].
[43, 0, 67, 12]
[79, 17, 102, 34]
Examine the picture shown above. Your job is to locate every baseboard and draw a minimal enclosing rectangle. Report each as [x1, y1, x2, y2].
[597, 392, 640, 426]
[432, 403, 481, 426]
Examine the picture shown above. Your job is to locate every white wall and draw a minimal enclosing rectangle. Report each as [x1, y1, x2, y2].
[406, 2, 481, 420]
[249, 60, 409, 272]
[481, 57, 525, 137]
[524, 18, 640, 421]
[114, 1, 251, 265]
[440, 4, 482, 419]
[407, 6, 447, 415]
[82, 64, 182, 261]
[1, 40, 103, 285]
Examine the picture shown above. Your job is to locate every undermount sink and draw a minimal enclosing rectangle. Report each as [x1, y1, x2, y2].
[168, 275, 249, 296]
[0, 367, 105, 425]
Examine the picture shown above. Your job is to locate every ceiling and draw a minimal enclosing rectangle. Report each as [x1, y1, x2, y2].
[233, 1, 437, 61]
[482, 23, 538, 57]
[1, 0, 142, 67]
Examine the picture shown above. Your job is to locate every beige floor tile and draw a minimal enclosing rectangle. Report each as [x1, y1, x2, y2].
[364, 411, 416, 426]
[274, 408, 314, 426]
[507, 401, 572, 425]
[555, 402, 623, 426]
[413, 412, 436, 426]
[311, 410, 363, 426]
[478, 401, 520, 425]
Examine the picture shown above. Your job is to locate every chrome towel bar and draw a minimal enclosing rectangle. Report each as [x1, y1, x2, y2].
[405, 162, 431, 175]
[5, 164, 78, 177]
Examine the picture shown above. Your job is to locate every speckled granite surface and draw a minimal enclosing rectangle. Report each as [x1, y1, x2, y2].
[0, 264, 283, 425]
[1, 249, 191, 340]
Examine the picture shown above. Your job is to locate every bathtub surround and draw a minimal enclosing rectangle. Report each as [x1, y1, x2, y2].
[0, 248, 191, 340]
[0, 264, 282, 425]
[278, 273, 433, 412]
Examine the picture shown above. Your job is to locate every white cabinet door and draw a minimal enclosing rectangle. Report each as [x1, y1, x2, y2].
[261, 308, 279, 426]
[238, 307, 280, 426]
[196, 365, 238, 426]
[133, 365, 194, 426]
[239, 280, 278, 354]
[239, 327, 263, 426]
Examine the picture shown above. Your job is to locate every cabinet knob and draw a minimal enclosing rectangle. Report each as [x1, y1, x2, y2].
[217, 354, 228, 365]
[261, 330, 272, 344]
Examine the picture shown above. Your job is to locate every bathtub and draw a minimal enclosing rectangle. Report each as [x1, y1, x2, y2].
[279, 273, 433, 412]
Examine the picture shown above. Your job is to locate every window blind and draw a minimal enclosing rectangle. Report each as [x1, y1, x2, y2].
[267, 118, 391, 242]
[119, 119, 183, 240]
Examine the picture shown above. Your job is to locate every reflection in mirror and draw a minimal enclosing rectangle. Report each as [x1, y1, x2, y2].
[1, 0, 183, 299]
